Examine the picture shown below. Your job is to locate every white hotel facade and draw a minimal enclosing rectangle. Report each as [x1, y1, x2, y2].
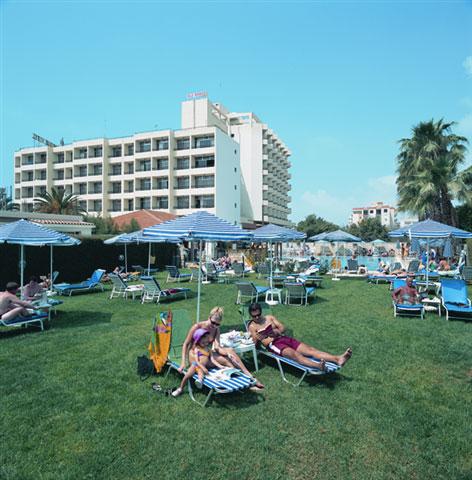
[13, 97, 291, 227]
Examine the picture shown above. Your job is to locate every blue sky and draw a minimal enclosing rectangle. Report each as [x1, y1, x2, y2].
[1, 0, 471, 225]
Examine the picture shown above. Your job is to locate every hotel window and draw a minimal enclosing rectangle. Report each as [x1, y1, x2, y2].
[77, 148, 87, 159]
[39, 186, 47, 195]
[194, 155, 215, 169]
[39, 153, 47, 163]
[194, 175, 214, 188]
[91, 182, 102, 194]
[155, 138, 169, 151]
[139, 197, 151, 209]
[78, 184, 87, 194]
[156, 178, 169, 190]
[125, 180, 134, 192]
[111, 165, 122, 176]
[55, 170, 64, 180]
[126, 144, 134, 156]
[57, 153, 65, 163]
[78, 200, 87, 212]
[175, 196, 189, 209]
[176, 138, 190, 150]
[175, 157, 190, 170]
[126, 199, 134, 211]
[175, 177, 189, 190]
[157, 158, 169, 170]
[156, 196, 168, 209]
[194, 195, 214, 208]
[92, 200, 102, 212]
[39, 170, 47, 180]
[78, 166, 87, 177]
[111, 146, 122, 157]
[139, 179, 151, 191]
[111, 200, 121, 212]
[92, 147, 103, 157]
[125, 163, 134, 174]
[138, 140, 151, 153]
[138, 159, 151, 171]
[91, 164, 102, 175]
[110, 182, 121, 194]
[194, 136, 214, 148]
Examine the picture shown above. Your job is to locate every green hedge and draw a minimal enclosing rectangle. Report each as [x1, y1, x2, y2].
[0, 238, 178, 288]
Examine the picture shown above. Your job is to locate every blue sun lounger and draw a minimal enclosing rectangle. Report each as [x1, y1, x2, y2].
[54, 269, 106, 296]
[391, 278, 425, 319]
[0, 311, 49, 331]
[440, 279, 472, 321]
[165, 310, 256, 406]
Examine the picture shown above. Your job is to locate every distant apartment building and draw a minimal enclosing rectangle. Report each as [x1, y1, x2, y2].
[13, 96, 291, 227]
[349, 201, 397, 229]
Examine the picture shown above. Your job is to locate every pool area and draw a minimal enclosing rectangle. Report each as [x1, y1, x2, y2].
[318, 255, 398, 271]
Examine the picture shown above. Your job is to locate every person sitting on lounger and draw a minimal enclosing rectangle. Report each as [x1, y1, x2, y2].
[172, 328, 227, 397]
[0, 282, 36, 323]
[22, 276, 44, 301]
[438, 258, 451, 271]
[247, 303, 352, 371]
[392, 276, 420, 305]
[179, 306, 264, 389]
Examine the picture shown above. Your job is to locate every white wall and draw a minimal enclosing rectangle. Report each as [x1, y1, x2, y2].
[214, 128, 240, 225]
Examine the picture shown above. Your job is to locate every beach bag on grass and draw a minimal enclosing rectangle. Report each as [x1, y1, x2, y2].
[137, 355, 155, 380]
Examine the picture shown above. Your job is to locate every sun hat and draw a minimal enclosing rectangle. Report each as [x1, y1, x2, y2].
[193, 328, 209, 344]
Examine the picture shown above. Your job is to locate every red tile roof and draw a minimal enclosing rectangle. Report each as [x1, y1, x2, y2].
[112, 210, 177, 230]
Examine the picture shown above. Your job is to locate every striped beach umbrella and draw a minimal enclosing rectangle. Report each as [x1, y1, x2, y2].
[0, 219, 80, 290]
[144, 211, 253, 321]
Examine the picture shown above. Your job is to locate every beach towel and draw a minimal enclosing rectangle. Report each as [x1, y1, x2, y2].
[148, 310, 172, 373]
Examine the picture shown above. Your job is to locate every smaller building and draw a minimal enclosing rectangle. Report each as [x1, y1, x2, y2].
[0, 210, 95, 236]
[350, 202, 397, 229]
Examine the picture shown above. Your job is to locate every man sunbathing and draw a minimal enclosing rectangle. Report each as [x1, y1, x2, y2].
[392, 276, 420, 305]
[0, 282, 36, 323]
[247, 303, 352, 371]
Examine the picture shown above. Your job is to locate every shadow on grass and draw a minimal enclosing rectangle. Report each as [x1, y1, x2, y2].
[49, 310, 113, 330]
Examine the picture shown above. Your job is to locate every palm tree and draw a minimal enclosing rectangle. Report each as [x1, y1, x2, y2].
[396, 119, 471, 226]
[34, 187, 85, 215]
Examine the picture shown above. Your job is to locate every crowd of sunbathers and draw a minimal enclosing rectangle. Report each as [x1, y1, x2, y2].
[169, 304, 352, 397]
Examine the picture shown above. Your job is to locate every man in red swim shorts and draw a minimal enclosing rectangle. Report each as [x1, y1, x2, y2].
[247, 303, 352, 371]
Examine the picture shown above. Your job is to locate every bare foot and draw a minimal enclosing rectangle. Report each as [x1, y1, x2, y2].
[338, 347, 353, 367]
[171, 387, 183, 397]
[253, 378, 264, 389]
[311, 359, 326, 371]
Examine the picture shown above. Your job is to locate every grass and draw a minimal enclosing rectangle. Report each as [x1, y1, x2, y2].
[1, 274, 471, 480]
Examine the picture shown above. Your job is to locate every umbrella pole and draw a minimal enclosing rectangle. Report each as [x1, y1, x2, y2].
[197, 240, 202, 323]
[124, 244, 128, 274]
[270, 241, 273, 290]
[20, 244, 24, 292]
[50, 245, 53, 293]
[148, 243, 151, 276]
[426, 238, 429, 285]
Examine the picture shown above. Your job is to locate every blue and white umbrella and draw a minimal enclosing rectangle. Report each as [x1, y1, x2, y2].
[389, 219, 472, 282]
[252, 224, 306, 296]
[0, 219, 80, 291]
[104, 233, 137, 273]
[144, 211, 253, 321]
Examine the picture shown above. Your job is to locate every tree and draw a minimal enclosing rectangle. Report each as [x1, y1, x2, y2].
[84, 215, 119, 235]
[122, 218, 140, 233]
[297, 214, 339, 238]
[34, 187, 85, 215]
[457, 204, 472, 232]
[347, 217, 389, 242]
[396, 119, 471, 226]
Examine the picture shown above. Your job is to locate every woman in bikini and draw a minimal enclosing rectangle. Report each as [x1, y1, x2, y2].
[179, 306, 264, 389]
[247, 303, 352, 371]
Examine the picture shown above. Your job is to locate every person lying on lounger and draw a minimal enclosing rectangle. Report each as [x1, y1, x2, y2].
[392, 276, 420, 305]
[172, 328, 226, 397]
[0, 282, 36, 323]
[22, 276, 44, 301]
[247, 303, 352, 371]
[179, 306, 264, 389]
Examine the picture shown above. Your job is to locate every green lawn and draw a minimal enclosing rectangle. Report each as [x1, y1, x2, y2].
[1, 275, 471, 480]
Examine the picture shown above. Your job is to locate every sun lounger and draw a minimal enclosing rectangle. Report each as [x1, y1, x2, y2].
[53, 269, 106, 296]
[284, 282, 315, 306]
[109, 274, 144, 300]
[367, 274, 397, 285]
[440, 279, 472, 321]
[462, 266, 472, 284]
[347, 259, 358, 273]
[392, 278, 425, 319]
[0, 311, 49, 331]
[235, 282, 270, 304]
[165, 309, 256, 407]
[407, 260, 420, 273]
[165, 265, 193, 283]
[140, 276, 190, 304]
[239, 307, 340, 387]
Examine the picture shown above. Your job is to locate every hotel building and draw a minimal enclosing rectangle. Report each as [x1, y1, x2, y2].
[13, 96, 291, 227]
[349, 201, 397, 229]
